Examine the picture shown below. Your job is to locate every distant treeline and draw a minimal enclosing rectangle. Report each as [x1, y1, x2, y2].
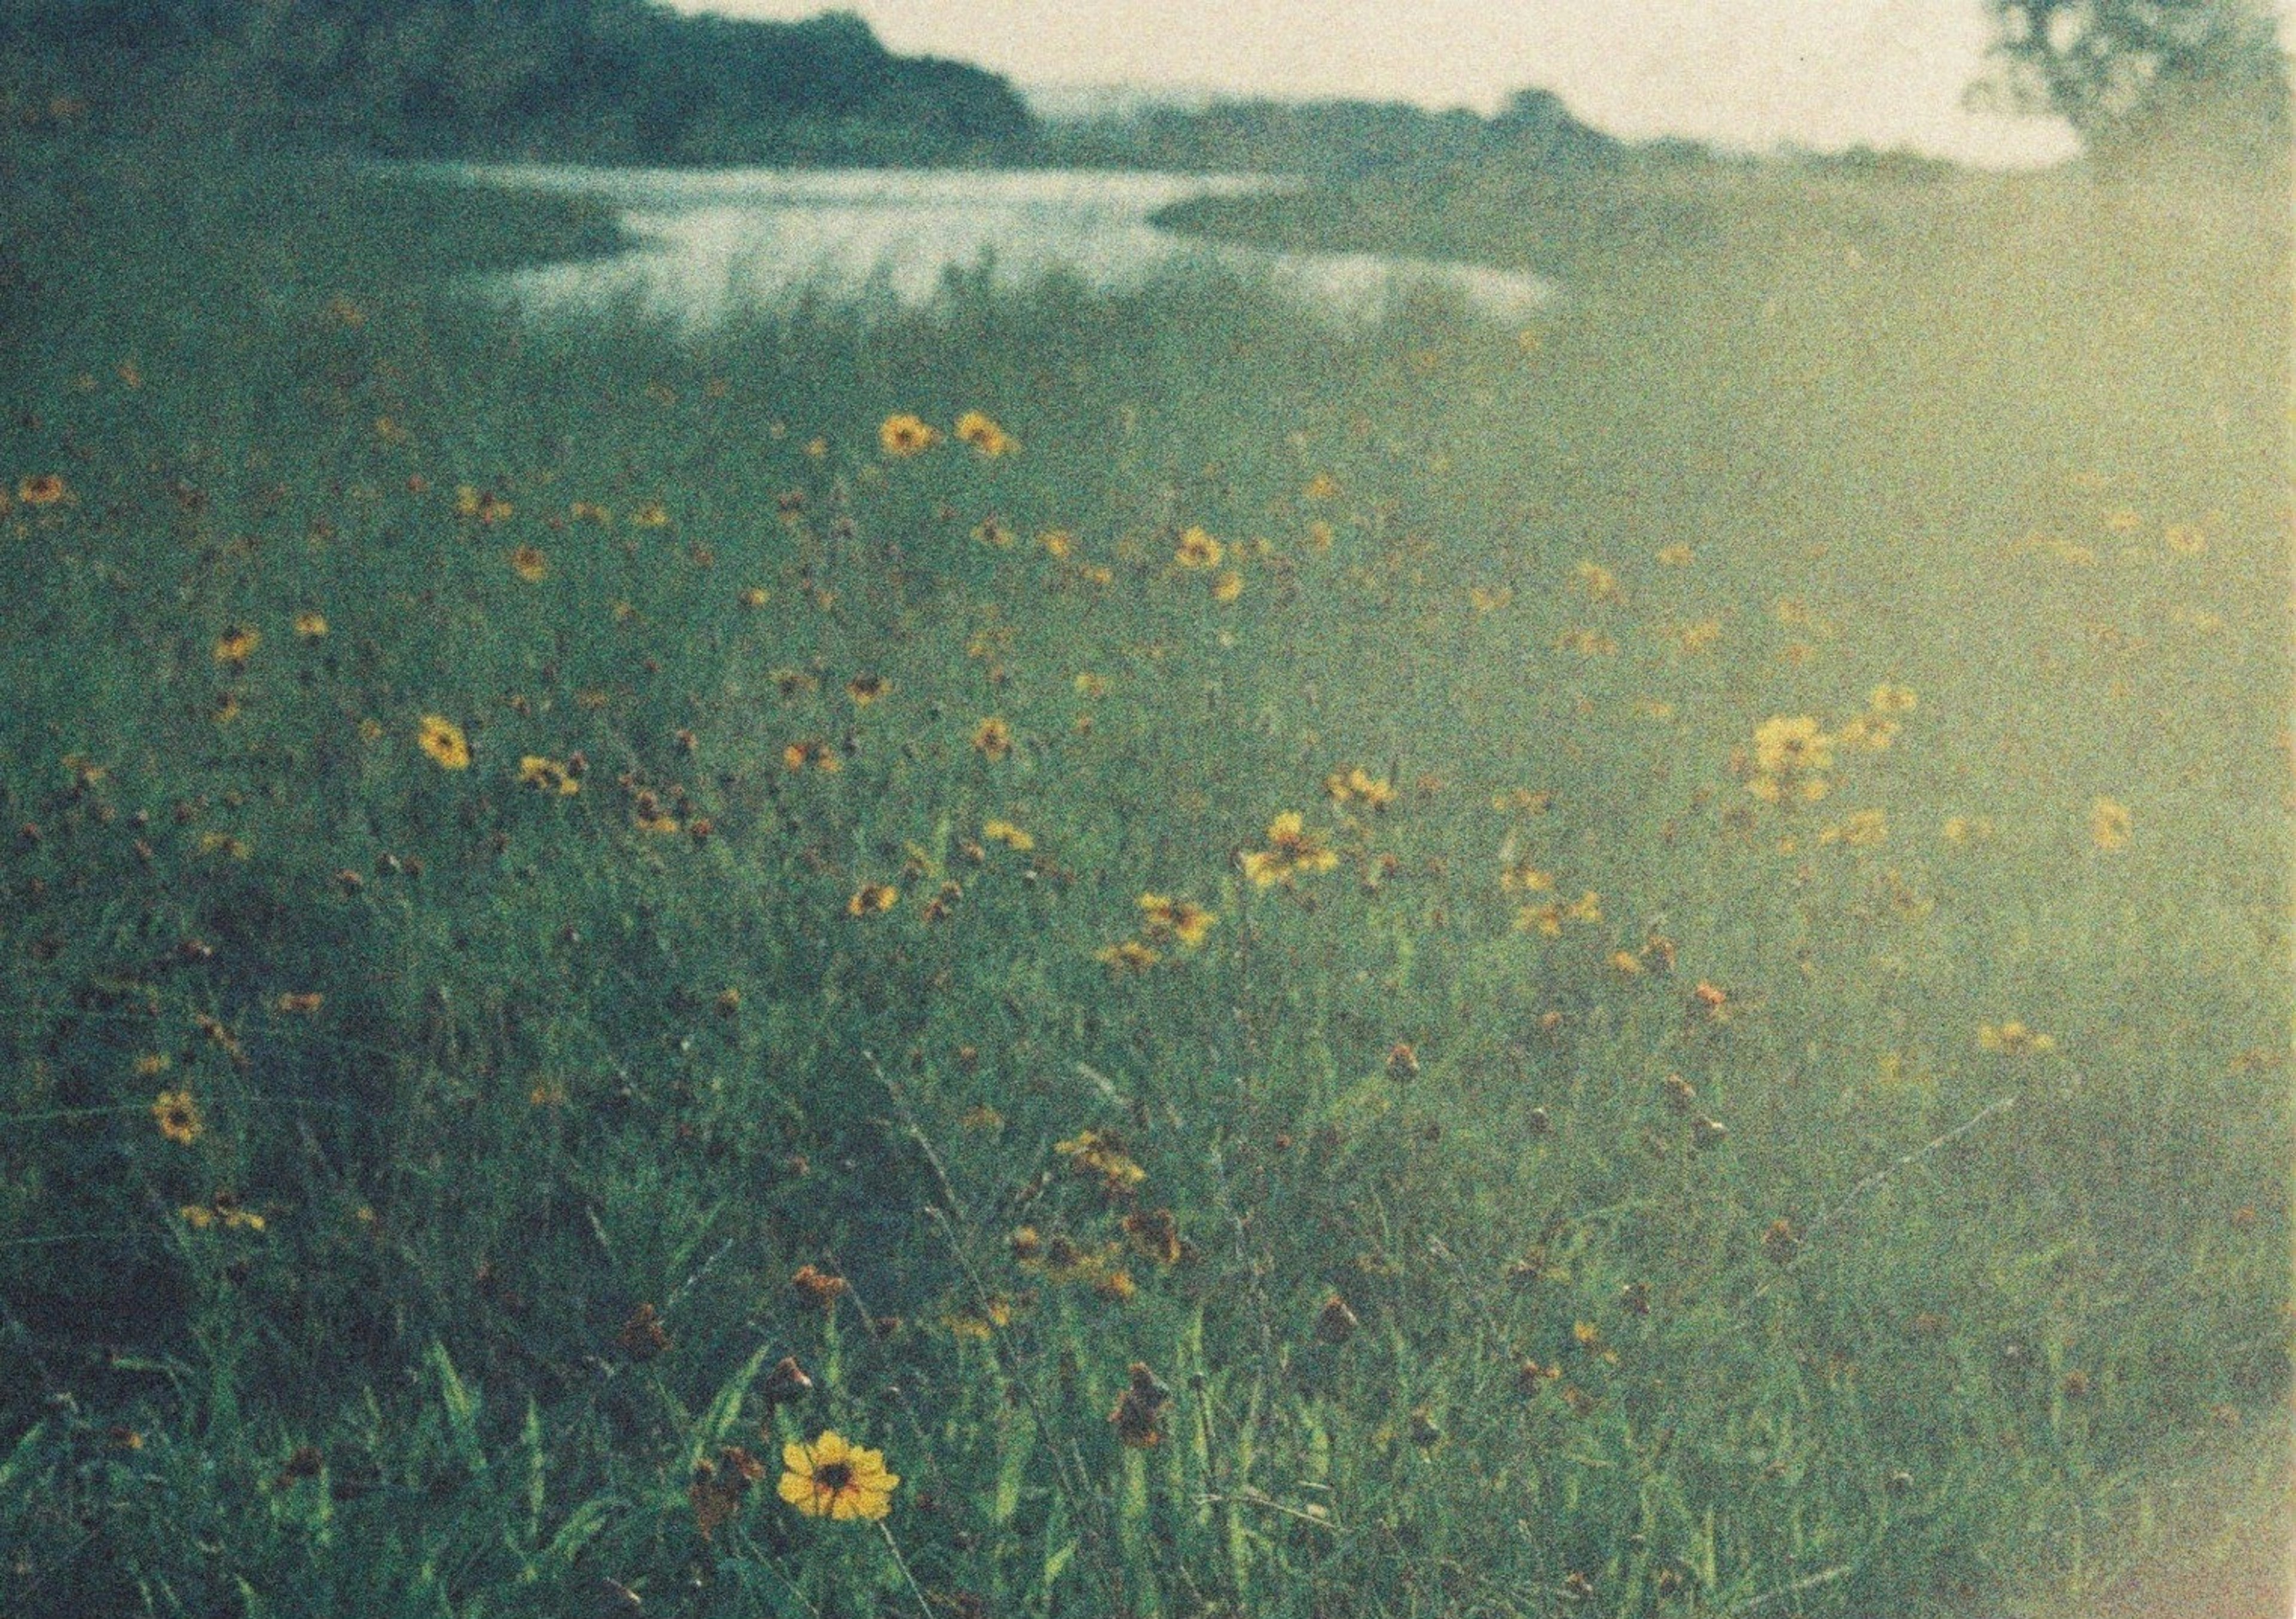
[0, 0, 1967, 178]
[0, 1, 1035, 164]
[1036, 88, 1639, 178]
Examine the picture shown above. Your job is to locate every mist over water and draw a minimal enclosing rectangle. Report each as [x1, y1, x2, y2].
[440, 163, 1558, 324]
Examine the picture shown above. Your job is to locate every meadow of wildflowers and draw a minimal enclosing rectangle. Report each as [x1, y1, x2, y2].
[0, 139, 2287, 1616]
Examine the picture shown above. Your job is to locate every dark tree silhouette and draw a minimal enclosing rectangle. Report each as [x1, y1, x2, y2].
[1976, 0, 2289, 166]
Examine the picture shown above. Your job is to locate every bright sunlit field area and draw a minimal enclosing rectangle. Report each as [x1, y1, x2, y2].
[0, 129, 2288, 1617]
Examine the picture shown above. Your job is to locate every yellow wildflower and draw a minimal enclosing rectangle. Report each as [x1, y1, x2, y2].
[152, 1089, 203, 1145]
[417, 715, 471, 771]
[777, 1432, 899, 1522]
[213, 627, 261, 667]
[2090, 796, 2132, 851]
[955, 411, 1016, 457]
[879, 414, 940, 457]
[1174, 526, 1224, 570]
[971, 717, 1012, 761]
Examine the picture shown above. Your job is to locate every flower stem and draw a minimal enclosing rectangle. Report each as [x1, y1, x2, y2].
[877, 1518, 936, 1619]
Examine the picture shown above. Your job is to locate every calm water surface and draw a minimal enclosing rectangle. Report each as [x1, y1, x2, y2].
[438, 164, 1555, 326]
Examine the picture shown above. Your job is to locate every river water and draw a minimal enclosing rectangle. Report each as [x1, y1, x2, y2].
[438, 164, 1555, 327]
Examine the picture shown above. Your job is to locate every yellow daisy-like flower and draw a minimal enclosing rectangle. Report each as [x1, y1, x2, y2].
[777, 1431, 898, 1522]
[417, 714, 472, 771]
[1752, 716, 1831, 777]
[1241, 812, 1338, 888]
[1575, 560, 1622, 603]
[2090, 796, 2132, 851]
[1174, 526, 1224, 570]
[1038, 529, 1075, 558]
[151, 1089, 203, 1145]
[972, 717, 1013, 761]
[213, 627, 261, 667]
[1657, 543, 1693, 566]
[982, 818, 1034, 852]
[848, 882, 899, 917]
[1303, 472, 1341, 501]
[18, 474, 69, 506]
[879, 414, 941, 457]
[1137, 892, 1217, 948]
[2163, 523, 2207, 557]
[1979, 1021, 2057, 1056]
[517, 756, 579, 796]
[1869, 683, 1918, 714]
[1211, 569, 1245, 603]
[293, 612, 328, 640]
[847, 673, 889, 706]
[955, 410, 1016, 457]
[509, 545, 548, 582]
[630, 500, 670, 529]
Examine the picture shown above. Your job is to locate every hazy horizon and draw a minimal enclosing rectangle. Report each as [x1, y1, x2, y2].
[671, 0, 2094, 167]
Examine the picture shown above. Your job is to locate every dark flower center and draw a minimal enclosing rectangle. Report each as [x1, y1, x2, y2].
[816, 1461, 854, 1492]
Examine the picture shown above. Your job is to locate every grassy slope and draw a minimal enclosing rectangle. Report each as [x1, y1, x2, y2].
[0, 139, 2287, 1617]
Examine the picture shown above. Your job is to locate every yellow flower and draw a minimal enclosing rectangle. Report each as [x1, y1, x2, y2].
[1575, 561, 1622, 603]
[1211, 569, 1245, 603]
[417, 715, 472, 771]
[1752, 716, 1831, 777]
[1303, 472, 1341, 501]
[509, 545, 548, 582]
[738, 585, 770, 608]
[152, 1089, 203, 1145]
[982, 818, 1034, 852]
[777, 1431, 899, 1522]
[848, 882, 899, 917]
[1242, 812, 1338, 887]
[972, 717, 1013, 760]
[1174, 526, 1224, 570]
[293, 612, 328, 639]
[1097, 939, 1162, 971]
[1468, 584, 1513, 613]
[1325, 767, 1394, 810]
[1038, 529, 1074, 558]
[955, 410, 1016, 457]
[879, 414, 941, 457]
[213, 627, 261, 667]
[630, 500, 670, 529]
[846, 673, 889, 705]
[517, 756, 579, 796]
[1817, 808, 1888, 848]
[1672, 619, 1722, 655]
[1979, 1021, 2057, 1056]
[454, 485, 513, 524]
[569, 500, 612, 526]
[1307, 520, 1335, 552]
[2090, 796, 2132, 851]
[18, 474, 69, 506]
[1657, 543, 1693, 566]
[1055, 1129, 1148, 1190]
[1138, 892, 1217, 948]
[1869, 683, 1918, 714]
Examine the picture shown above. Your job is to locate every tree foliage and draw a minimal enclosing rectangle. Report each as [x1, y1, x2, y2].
[1978, 0, 2291, 164]
[0, 0, 1037, 164]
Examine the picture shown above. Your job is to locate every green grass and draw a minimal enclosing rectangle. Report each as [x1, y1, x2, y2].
[0, 133, 2287, 1617]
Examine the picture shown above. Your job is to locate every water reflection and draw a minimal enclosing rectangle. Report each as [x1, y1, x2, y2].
[439, 164, 1555, 325]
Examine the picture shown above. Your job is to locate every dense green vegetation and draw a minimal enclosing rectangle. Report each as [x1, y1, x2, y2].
[0, 2, 1033, 164]
[0, 120, 2287, 1617]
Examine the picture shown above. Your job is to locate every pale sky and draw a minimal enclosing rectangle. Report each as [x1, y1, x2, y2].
[672, 0, 2093, 166]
